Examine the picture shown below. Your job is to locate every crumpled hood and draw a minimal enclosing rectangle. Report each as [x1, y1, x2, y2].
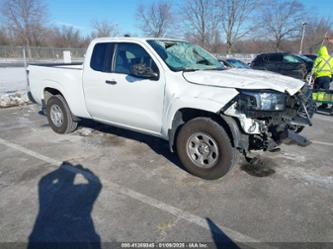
[183, 68, 304, 96]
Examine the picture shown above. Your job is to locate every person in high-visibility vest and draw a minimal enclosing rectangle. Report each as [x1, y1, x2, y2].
[311, 45, 333, 108]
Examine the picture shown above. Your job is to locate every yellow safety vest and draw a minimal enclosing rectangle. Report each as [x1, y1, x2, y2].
[311, 46, 333, 78]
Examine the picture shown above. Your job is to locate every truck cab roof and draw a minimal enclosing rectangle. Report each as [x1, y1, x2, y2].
[91, 37, 186, 43]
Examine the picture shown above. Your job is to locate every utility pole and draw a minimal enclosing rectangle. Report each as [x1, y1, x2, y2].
[299, 22, 307, 54]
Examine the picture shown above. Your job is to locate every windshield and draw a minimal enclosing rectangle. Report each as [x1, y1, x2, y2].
[147, 40, 224, 71]
[283, 54, 303, 63]
[295, 54, 313, 63]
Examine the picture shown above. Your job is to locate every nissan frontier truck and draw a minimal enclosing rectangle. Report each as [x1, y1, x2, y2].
[27, 37, 314, 180]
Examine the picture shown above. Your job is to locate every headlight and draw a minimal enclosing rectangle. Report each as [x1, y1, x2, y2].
[237, 90, 286, 111]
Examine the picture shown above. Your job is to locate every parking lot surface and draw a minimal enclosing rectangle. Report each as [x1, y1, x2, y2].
[0, 104, 332, 248]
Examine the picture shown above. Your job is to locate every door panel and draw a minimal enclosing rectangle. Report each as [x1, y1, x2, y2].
[83, 42, 165, 134]
[83, 42, 115, 120]
[100, 73, 164, 132]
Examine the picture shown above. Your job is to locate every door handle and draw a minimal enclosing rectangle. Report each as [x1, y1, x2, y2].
[105, 80, 117, 85]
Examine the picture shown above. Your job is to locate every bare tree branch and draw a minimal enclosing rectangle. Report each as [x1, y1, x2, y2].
[0, 25, 11, 45]
[43, 25, 87, 48]
[304, 17, 333, 53]
[136, 1, 174, 37]
[1, 0, 48, 55]
[180, 0, 219, 49]
[257, 0, 305, 51]
[90, 19, 119, 38]
[216, 0, 257, 54]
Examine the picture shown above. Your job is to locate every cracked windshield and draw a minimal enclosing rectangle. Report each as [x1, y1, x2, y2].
[148, 40, 224, 71]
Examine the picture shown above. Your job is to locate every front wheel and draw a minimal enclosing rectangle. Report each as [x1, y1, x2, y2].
[176, 117, 237, 180]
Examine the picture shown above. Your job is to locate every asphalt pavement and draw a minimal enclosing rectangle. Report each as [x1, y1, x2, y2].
[0, 104, 332, 249]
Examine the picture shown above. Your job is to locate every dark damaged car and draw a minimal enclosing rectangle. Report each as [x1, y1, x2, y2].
[251, 52, 308, 80]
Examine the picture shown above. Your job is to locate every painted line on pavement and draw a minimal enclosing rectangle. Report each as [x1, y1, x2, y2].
[314, 114, 333, 123]
[0, 137, 274, 248]
[312, 140, 333, 147]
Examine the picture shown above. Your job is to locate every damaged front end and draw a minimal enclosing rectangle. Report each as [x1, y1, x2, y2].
[223, 85, 315, 154]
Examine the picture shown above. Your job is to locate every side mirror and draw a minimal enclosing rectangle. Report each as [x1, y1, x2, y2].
[130, 64, 159, 80]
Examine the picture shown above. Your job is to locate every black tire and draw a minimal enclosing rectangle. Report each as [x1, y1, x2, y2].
[176, 117, 237, 180]
[46, 95, 78, 134]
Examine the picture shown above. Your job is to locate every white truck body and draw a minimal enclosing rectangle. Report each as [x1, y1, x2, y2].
[28, 38, 306, 138]
[27, 37, 314, 179]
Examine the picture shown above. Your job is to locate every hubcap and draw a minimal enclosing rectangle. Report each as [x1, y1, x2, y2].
[50, 104, 64, 128]
[186, 132, 219, 168]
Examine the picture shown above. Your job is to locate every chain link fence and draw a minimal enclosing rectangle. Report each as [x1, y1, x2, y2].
[0, 45, 257, 67]
[0, 45, 86, 67]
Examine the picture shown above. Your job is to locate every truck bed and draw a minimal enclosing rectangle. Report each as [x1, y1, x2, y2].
[28, 63, 90, 119]
[30, 63, 83, 69]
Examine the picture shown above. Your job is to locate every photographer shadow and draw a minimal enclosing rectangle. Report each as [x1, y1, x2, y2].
[28, 162, 102, 249]
[206, 218, 240, 249]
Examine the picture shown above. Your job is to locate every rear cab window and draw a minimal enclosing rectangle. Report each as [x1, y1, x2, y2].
[90, 43, 115, 72]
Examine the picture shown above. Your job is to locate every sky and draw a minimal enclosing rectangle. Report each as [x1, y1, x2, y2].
[46, 0, 333, 36]
[47, 0, 170, 36]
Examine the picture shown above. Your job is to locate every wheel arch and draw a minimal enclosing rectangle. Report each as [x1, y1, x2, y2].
[43, 87, 79, 121]
[168, 108, 239, 152]
[44, 87, 64, 103]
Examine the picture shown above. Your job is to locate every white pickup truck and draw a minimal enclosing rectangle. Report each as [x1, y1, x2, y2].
[28, 37, 314, 180]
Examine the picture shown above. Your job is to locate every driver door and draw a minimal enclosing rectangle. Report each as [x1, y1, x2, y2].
[84, 42, 165, 134]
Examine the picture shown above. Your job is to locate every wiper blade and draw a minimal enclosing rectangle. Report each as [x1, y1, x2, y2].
[174, 68, 198, 72]
[203, 67, 225, 71]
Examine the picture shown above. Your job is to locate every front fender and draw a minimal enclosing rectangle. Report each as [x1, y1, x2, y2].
[162, 94, 237, 137]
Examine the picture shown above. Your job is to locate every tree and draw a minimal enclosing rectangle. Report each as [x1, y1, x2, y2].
[0, 26, 11, 45]
[136, 1, 173, 37]
[216, 0, 257, 54]
[303, 17, 333, 53]
[46, 26, 86, 48]
[180, 0, 219, 48]
[0, 0, 48, 56]
[90, 20, 119, 38]
[257, 0, 305, 51]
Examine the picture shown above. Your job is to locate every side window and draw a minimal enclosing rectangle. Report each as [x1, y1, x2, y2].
[253, 55, 264, 66]
[268, 54, 282, 62]
[283, 55, 301, 63]
[90, 43, 114, 72]
[114, 43, 158, 75]
[262, 55, 269, 62]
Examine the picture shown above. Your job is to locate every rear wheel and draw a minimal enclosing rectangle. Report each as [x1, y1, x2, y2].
[176, 117, 237, 180]
[46, 95, 78, 134]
